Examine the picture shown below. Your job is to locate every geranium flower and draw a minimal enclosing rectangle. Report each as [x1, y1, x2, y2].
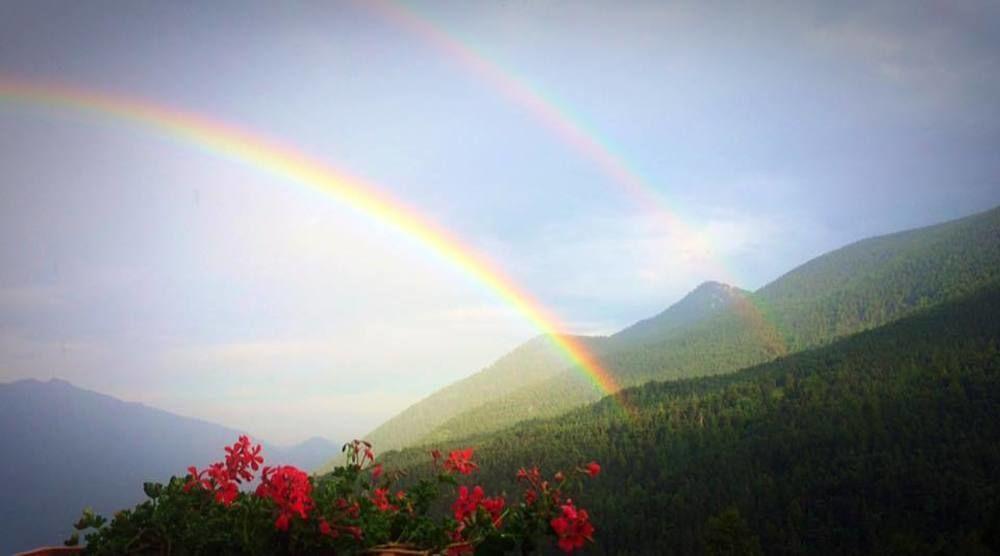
[452, 485, 484, 521]
[443, 448, 477, 475]
[550, 500, 594, 553]
[224, 436, 264, 482]
[481, 495, 506, 527]
[371, 488, 396, 512]
[256, 465, 314, 530]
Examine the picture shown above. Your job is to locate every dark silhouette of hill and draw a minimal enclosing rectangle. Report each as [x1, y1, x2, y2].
[0, 379, 337, 553]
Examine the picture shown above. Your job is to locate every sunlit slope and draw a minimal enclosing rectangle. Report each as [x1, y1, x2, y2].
[420, 284, 778, 443]
[335, 280, 753, 466]
[413, 206, 1000, 446]
[382, 283, 1000, 554]
[318, 334, 608, 472]
[756, 205, 1000, 350]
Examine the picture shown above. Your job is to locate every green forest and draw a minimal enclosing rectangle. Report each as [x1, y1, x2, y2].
[378, 283, 1000, 554]
[367, 206, 1000, 451]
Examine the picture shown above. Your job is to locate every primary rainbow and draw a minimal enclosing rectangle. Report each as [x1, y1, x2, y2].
[0, 75, 622, 398]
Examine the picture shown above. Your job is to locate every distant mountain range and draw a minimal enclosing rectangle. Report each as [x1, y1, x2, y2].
[0, 379, 338, 554]
[332, 205, 1000, 465]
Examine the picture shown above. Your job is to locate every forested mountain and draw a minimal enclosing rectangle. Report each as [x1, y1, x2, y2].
[344, 281, 760, 462]
[755, 205, 1000, 350]
[316, 335, 608, 472]
[419, 291, 785, 445]
[340, 207, 1000, 456]
[0, 379, 338, 554]
[380, 283, 1000, 554]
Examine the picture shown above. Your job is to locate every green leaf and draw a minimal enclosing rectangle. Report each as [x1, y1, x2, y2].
[64, 532, 79, 546]
[143, 481, 163, 499]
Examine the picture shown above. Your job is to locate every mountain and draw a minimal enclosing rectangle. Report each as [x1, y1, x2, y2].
[611, 280, 751, 348]
[0, 379, 337, 554]
[318, 334, 609, 472]
[381, 282, 1000, 554]
[754, 205, 1000, 350]
[340, 206, 1000, 457]
[342, 280, 765, 460]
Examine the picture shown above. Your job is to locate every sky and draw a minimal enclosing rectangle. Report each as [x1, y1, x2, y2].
[1, 0, 998, 445]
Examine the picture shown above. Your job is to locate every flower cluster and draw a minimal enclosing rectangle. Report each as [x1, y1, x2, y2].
[256, 465, 314, 531]
[551, 501, 595, 552]
[442, 447, 478, 475]
[183, 435, 263, 506]
[515, 461, 600, 553]
[70, 436, 600, 555]
[451, 485, 505, 526]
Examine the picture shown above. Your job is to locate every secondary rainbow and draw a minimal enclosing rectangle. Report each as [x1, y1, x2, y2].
[0, 76, 622, 397]
[367, 0, 731, 281]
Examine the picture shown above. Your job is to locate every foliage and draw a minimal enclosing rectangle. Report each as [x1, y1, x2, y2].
[69, 438, 600, 555]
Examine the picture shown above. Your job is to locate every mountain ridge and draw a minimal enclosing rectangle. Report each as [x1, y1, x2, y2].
[337, 206, 1000, 462]
[0, 378, 338, 554]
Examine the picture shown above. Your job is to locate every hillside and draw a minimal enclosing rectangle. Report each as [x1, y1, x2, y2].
[341, 281, 759, 463]
[419, 289, 784, 444]
[318, 334, 608, 472]
[0, 380, 338, 554]
[381, 283, 1000, 554]
[357, 206, 1000, 452]
[755, 205, 1000, 349]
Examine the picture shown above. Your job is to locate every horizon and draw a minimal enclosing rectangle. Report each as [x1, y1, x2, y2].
[2, 1, 999, 444]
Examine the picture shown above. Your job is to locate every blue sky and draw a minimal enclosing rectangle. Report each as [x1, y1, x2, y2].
[1, 0, 998, 444]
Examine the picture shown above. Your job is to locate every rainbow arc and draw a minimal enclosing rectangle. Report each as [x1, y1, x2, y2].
[0, 76, 623, 398]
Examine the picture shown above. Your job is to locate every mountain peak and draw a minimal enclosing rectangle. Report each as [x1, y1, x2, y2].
[612, 281, 747, 347]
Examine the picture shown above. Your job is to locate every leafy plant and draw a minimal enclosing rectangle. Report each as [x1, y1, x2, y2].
[69, 437, 599, 554]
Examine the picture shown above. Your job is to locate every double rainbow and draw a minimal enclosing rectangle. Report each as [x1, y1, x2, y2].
[0, 76, 622, 397]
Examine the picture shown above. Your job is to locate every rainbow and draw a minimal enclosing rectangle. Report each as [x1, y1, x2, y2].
[0, 75, 623, 397]
[366, 0, 730, 280]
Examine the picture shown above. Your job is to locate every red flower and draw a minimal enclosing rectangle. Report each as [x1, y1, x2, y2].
[583, 461, 601, 478]
[452, 486, 505, 528]
[336, 497, 361, 518]
[550, 500, 595, 553]
[184, 461, 242, 506]
[554, 471, 565, 482]
[371, 463, 383, 481]
[256, 465, 314, 531]
[524, 489, 538, 506]
[443, 448, 478, 475]
[481, 495, 506, 527]
[345, 525, 363, 540]
[319, 519, 334, 537]
[516, 466, 542, 486]
[371, 488, 396, 512]
[452, 485, 484, 521]
[224, 435, 264, 482]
